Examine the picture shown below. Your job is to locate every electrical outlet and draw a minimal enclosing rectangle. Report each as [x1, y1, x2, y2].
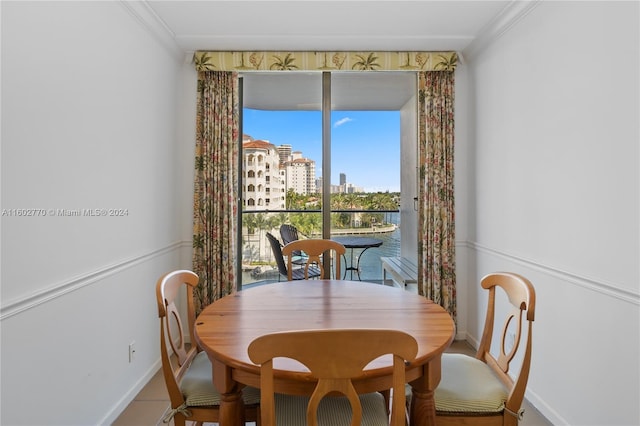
[129, 341, 136, 363]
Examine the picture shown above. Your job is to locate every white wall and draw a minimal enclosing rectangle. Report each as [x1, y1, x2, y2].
[465, 1, 639, 425]
[1, 2, 191, 424]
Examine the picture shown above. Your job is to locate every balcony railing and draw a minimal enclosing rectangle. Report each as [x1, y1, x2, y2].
[241, 209, 400, 286]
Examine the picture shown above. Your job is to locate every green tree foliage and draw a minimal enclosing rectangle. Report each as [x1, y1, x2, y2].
[286, 191, 399, 234]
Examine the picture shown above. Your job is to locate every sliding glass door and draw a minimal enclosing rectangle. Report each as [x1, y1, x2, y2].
[239, 72, 415, 286]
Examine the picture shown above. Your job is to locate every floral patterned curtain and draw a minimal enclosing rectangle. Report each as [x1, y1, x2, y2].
[191, 52, 457, 318]
[193, 71, 239, 314]
[417, 71, 457, 322]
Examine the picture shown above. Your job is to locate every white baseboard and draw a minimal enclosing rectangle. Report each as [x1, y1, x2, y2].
[99, 360, 162, 425]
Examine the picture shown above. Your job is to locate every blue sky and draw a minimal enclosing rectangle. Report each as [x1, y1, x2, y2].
[243, 109, 401, 192]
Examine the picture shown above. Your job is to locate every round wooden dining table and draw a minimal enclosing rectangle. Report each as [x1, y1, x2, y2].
[194, 280, 455, 426]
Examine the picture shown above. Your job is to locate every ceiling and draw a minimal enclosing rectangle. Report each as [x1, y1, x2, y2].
[145, 0, 517, 110]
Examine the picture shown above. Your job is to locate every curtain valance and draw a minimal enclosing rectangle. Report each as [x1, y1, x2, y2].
[194, 51, 457, 72]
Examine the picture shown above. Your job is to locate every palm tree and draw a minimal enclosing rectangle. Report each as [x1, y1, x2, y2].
[343, 193, 361, 209]
[270, 53, 298, 70]
[291, 212, 321, 237]
[351, 53, 381, 71]
[254, 213, 269, 261]
[242, 213, 261, 265]
[194, 52, 217, 71]
[434, 53, 457, 71]
[271, 213, 289, 231]
[331, 193, 348, 210]
[331, 212, 351, 229]
[339, 193, 361, 227]
[243, 212, 258, 235]
[286, 189, 305, 210]
[362, 193, 385, 226]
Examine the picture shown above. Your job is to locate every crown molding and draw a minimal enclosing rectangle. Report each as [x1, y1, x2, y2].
[119, 0, 184, 61]
[461, 0, 541, 62]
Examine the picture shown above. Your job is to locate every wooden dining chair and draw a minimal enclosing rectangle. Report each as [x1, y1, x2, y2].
[281, 239, 345, 280]
[266, 232, 321, 280]
[156, 270, 261, 426]
[424, 272, 536, 426]
[248, 329, 418, 426]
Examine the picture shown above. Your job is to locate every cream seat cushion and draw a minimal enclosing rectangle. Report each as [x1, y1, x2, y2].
[180, 351, 261, 407]
[434, 353, 508, 413]
[274, 392, 389, 426]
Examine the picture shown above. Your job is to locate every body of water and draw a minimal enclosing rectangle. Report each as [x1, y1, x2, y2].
[349, 216, 401, 281]
[242, 213, 401, 285]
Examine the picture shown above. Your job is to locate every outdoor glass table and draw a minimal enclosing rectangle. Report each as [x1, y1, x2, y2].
[194, 280, 455, 426]
[331, 235, 383, 280]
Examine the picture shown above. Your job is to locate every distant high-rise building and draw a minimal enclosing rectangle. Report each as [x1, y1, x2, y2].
[277, 144, 292, 166]
[339, 173, 346, 185]
[285, 155, 316, 195]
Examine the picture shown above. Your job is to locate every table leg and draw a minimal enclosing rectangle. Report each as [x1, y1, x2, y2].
[409, 387, 436, 426]
[212, 358, 243, 426]
[409, 356, 442, 426]
[341, 249, 359, 280]
[342, 248, 373, 281]
[353, 246, 374, 281]
[219, 391, 244, 426]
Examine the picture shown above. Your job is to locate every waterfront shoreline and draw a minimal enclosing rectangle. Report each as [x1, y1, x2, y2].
[310, 223, 397, 236]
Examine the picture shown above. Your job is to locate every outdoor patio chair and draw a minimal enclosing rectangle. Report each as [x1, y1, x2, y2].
[279, 224, 307, 265]
[266, 232, 320, 280]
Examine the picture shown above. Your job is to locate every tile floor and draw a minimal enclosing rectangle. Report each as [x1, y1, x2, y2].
[112, 340, 553, 426]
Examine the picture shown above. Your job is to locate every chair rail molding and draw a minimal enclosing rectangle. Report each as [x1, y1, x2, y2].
[469, 241, 639, 305]
[462, 0, 541, 62]
[0, 241, 189, 320]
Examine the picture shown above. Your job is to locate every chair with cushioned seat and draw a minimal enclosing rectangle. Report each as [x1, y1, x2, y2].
[248, 329, 417, 426]
[156, 270, 261, 426]
[416, 271, 536, 426]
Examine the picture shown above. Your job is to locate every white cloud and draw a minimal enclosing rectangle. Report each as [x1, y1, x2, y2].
[334, 117, 353, 128]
